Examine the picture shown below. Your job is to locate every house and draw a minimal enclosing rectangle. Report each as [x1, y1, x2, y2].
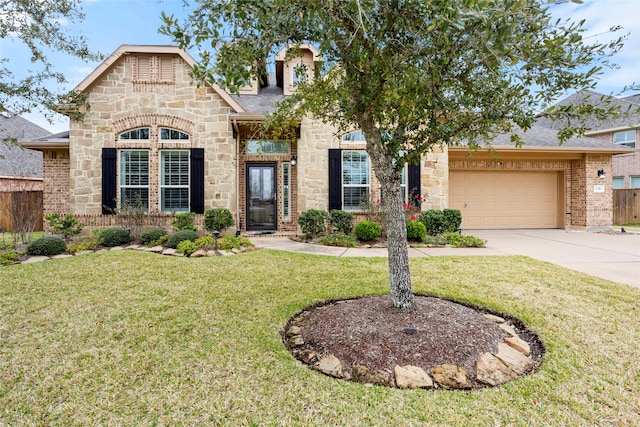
[0, 112, 49, 231]
[21, 45, 632, 233]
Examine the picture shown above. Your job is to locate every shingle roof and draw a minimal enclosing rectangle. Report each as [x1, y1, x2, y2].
[229, 74, 284, 115]
[486, 123, 626, 149]
[0, 113, 50, 178]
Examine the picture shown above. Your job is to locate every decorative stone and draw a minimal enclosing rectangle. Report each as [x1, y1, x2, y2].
[110, 246, 124, 251]
[394, 365, 433, 389]
[221, 251, 235, 256]
[498, 322, 518, 337]
[21, 256, 49, 263]
[430, 364, 472, 389]
[314, 355, 343, 378]
[505, 336, 531, 356]
[145, 245, 164, 253]
[288, 335, 304, 347]
[162, 248, 176, 255]
[190, 249, 207, 258]
[286, 326, 302, 337]
[75, 250, 94, 256]
[51, 254, 73, 259]
[483, 314, 505, 323]
[206, 250, 219, 257]
[231, 248, 241, 254]
[299, 350, 318, 364]
[495, 343, 535, 375]
[476, 353, 518, 386]
[352, 364, 392, 386]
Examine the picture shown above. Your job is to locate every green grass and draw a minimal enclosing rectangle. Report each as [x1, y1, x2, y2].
[0, 250, 639, 426]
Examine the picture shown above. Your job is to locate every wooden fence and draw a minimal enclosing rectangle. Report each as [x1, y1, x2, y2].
[613, 189, 640, 225]
[0, 191, 44, 232]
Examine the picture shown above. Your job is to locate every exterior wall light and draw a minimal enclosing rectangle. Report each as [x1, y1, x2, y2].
[597, 169, 606, 179]
[291, 155, 297, 166]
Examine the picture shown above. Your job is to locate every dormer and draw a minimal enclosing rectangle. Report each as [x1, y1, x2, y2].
[275, 44, 321, 96]
[236, 59, 269, 95]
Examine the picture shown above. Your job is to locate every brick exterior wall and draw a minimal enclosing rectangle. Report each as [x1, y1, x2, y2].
[42, 150, 70, 215]
[587, 129, 640, 188]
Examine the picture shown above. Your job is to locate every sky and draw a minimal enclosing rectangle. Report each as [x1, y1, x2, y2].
[1, 0, 639, 134]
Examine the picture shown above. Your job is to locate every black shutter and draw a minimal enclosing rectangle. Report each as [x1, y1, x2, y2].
[408, 162, 421, 206]
[328, 149, 342, 211]
[190, 148, 205, 214]
[102, 148, 117, 214]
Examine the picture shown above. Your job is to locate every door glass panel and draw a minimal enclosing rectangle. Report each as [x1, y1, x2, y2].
[247, 164, 276, 230]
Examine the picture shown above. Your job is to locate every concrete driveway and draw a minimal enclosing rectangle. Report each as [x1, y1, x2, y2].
[254, 229, 640, 289]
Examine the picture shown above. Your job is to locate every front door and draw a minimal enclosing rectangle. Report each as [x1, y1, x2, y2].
[247, 164, 277, 231]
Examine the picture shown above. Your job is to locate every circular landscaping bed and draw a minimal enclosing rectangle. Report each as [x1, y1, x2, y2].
[283, 294, 544, 389]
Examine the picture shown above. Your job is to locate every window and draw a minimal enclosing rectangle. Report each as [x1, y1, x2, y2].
[119, 128, 149, 140]
[291, 64, 308, 86]
[160, 128, 189, 140]
[342, 151, 370, 210]
[120, 150, 149, 210]
[282, 162, 291, 221]
[246, 140, 289, 154]
[160, 151, 190, 212]
[341, 131, 367, 143]
[613, 130, 636, 148]
[612, 177, 625, 189]
[631, 176, 640, 189]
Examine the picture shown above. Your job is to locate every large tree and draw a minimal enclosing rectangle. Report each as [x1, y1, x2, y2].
[162, 0, 624, 309]
[0, 0, 100, 116]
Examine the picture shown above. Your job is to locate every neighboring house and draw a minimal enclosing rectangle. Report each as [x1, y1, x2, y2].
[21, 45, 632, 232]
[537, 90, 640, 190]
[0, 113, 49, 231]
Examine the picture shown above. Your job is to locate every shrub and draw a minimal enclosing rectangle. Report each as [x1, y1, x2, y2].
[328, 210, 354, 235]
[419, 210, 446, 236]
[195, 236, 216, 250]
[203, 208, 235, 233]
[443, 232, 486, 248]
[26, 236, 67, 256]
[140, 228, 169, 246]
[44, 213, 83, 240]
[99, 227, 132, 247]
[443, 209, 462, 232]
[317, 233, 357, 247]
[0, 243, 23, 265]
[176, 240, 198, 257]
[166, 230, 199, 249]
[298, 209, 327, 239]
[355, 220, 381, 242]
[406, 220, 427, 242]
[424, 235, 447, 246]
[218, 235, 254, 251]
[67, 231, 101, 253]
[171, 212, 196, 231]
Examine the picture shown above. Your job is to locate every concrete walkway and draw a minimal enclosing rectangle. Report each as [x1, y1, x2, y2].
[253, 229, 640, 289]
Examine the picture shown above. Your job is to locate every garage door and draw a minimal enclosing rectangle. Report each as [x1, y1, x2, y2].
[449, 171, 561, 229]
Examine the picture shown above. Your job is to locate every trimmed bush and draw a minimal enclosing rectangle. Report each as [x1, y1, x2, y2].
[171, 212, 197, 231]
[166, 230, 199, 249]
[406, 220, 427, 242]
[298, 209, 327, 239]
[317, 233, 357, 247]
[99, 227, 132, 247]
[355, 220, 381, 242]
[328, 210, 354, 235]
[419, 209, 446, 236]
[140, 228, 169, 246]
[443, 209, 462, 232]
[203, 208, 235, 233]
[27, 236, 67, 256]
[176, 240, 198, 257]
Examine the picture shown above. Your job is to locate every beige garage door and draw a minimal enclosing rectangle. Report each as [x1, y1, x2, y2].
[449, 171, 561, 229]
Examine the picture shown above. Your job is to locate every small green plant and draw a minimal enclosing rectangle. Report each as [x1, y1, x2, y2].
[166, 230, 199, 249]
[424, 235, 447, 246]
[195, 236, 216, 250]
[140, 228, 169, 246]
[99, 227, 132, 247]
[218, 235, 254, 251]
[67, 230, 101, 253]
[355, 220, 381, 242]
[176, 240, 198, 257]
[0, 242, 23, 265]
[443, 232, 486, 248]
[442, 209, 462, 232]
[298, 209, 327, 239]
[26, 236, 67, 256]
[317, 233, 357, 247]
[406, 220, 427, 242]
[419, 210, 446, 236]
[44, 213, 83, 240]
[171, 212, 197, 231]
[328, 210, 354, 235]
[203, 208, 235, 234]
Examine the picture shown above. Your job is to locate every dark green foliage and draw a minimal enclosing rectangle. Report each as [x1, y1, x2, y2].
[26, 236, 67, 256]
[166, 230, 199, 249]
[443, 232, 486, 248]
[406, 220, 427, 242]
[140, 228, 169, 246]
[419, 210, 446, 236]
[355, 220, 381, 242]
[317, 233, 357, 248]
[298, 209, 327, 239]
[328, 210, 354, 235]
[203, 208, 235, 233]
[171, 212, 196, 231]
[99, 228, 132, 247]
[443, 209, 462, 232]
[44, 213, 83, 240]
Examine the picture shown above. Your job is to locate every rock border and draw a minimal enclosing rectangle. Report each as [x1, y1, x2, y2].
[283, 295, 544, 390]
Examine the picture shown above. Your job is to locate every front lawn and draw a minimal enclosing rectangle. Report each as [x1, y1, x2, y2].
[0, 250, 638, 425]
